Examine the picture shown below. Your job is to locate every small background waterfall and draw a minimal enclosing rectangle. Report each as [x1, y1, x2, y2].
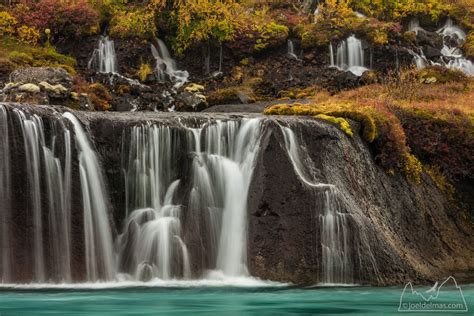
[151, 39, 189, 89]
[409, 18, 473, 76]
[330, 35, 369, 76]
[88, 36, 118, 74]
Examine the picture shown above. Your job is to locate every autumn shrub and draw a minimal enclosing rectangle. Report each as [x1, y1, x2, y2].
[109, 8, 156, 40]
[16, 25, 40, 46]
[137, 62, 153, 82]
[173, 0, 239, 55]
[0, 11, 17, 37]
[298, 0, 363, 48]
[10, 0, 99, 42]
[394, 106, 474, 181]
[88, 83, 112, 111]
[349, 0, 451, 21]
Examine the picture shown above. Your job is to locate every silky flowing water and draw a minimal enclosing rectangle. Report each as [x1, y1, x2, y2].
[0, 284, 472, 315]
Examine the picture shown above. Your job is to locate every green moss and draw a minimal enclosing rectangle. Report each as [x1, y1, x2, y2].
[314, 114, 353, 137]
[0, 37, 77, 74]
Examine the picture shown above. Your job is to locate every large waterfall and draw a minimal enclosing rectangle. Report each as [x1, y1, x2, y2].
[0, 104, 387, 286]
[0, 104, 266, 284]
[88, 36, 118, 74]
[330, 35, 369, 76]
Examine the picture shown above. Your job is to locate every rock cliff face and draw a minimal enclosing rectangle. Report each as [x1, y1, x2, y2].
[1, 102, 473, 285]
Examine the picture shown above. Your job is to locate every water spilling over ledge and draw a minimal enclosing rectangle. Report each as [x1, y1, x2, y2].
[0, 103, 473, 286]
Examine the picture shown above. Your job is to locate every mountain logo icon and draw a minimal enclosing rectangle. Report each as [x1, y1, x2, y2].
[399, 276, 468, 312]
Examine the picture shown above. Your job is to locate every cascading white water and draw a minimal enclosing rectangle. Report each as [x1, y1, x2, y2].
[119, 118, 261, 280]
[330, 35, 369, 76]
[151, 39, 189, 89]
[0, 105, 11, 283]
[437, 18, 473, 75]
[279, 124, 353, 284]
[287, 39, 298, 60]
[410, 18, 473, 75]
[14, 111, 46, 282]
[119, 124, 189, 280]
[63, 112, 116, 281]
[7, 109, 74, 282]
[42, 129, 72, 282]
[408, 18, 424, 34]
[88, 36, 118, 73]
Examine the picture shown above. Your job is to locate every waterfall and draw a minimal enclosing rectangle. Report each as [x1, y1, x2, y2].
[14, 111, 46, 282]
[88, 36, 118, 73]
[279, 125, 353, 284]
[437, 18, 473, 75]
[0, 105, 11, 283]
[119, 118, 262, 280]
[287, 40, 298, 60]
[63, 112, 115, 281]
[151, 39, 189, 89]
[330, 35, 369, 76]
[408, 18, 423, 34]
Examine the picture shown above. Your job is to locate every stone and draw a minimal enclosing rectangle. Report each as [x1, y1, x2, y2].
[175, 91, 208, 111]
[10, 67, 73, 88]
[18, 83, 41, 93]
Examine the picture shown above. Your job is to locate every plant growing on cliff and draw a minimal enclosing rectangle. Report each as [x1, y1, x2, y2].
[109, 8, 157, 39]
[172, 0, 239, 55]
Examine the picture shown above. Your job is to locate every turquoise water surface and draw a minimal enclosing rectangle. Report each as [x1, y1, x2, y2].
[0, 284, 473, 315]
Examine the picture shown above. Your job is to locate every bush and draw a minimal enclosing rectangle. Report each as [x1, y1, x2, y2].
[0, 12, 17, 37]
[137, 62, 153, 82]
[11, 0, 99, 41]
[109, 8, 156, 40]
[16, 25, 40, 46]
[88, 83, 112, 111]
[298, 0, 363, 48]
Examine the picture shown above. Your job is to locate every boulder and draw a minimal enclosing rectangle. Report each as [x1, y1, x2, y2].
[175, 91, 207, 111]
[10, 67, 73, 88]
[416, 30, 444, 50]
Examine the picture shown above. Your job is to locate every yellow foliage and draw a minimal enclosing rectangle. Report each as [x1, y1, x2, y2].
[0, 12, 17, 37]
[137, 62, 153, 82]
[17, 26, 40, 46]
[109, 8, 156, 39]
[173, 0, 240, 54]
